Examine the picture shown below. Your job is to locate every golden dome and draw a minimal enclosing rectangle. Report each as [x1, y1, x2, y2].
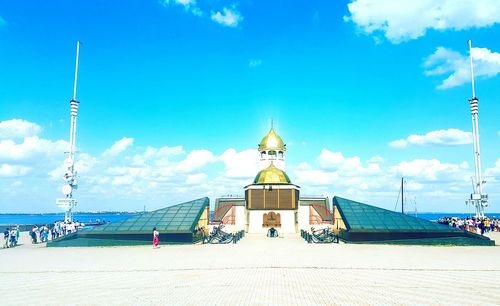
[254, 163, 291, 184]
[258, 128, 285, 151]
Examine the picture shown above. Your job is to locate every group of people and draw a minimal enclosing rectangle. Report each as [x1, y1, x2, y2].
[439, 217, 500, 235]
[3, 227, 20, 248]
[30, 221, 83, 244]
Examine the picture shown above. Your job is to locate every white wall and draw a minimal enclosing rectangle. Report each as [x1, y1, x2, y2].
[212, 206, 246, 233]
[247, 210, 297, 234]
[235, 206, 246, 231]
[298, 205, 309, 230]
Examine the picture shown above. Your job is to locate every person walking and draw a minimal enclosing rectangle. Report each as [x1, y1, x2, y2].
[152, 227, 159, 248]
[33, 225, 39, 242]
[15, 227, 20, 243]
[30, 229, 37, 244]
[9, 228, 17, 247]
[39, 227, 45, 243]
[479, 220, 485, 235]
[3, 228, 10, 248]
[43, 227, 49, 242]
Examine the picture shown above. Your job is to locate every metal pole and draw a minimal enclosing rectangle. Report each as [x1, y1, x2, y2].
[401, 177, 404, 214]
[67, 41, 81, 222]
[73, 41, 80, 101]
[468, 40, 475, 98]
[468, 40, 486, 219]
[71, 41, 80, 161]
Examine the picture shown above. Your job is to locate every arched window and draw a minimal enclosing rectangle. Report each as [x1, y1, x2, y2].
[261, 151, 266, 158]
[278, 151, 283, 159]
[269, 150, 276, 158]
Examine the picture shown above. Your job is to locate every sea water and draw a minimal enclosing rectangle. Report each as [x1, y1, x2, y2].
[0, 213, 138, 225]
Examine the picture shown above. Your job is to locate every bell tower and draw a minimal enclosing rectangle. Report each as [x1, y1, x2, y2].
[258, 123, 286, 171]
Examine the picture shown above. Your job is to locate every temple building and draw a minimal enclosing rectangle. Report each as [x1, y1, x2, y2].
[213, 126, 331, 234]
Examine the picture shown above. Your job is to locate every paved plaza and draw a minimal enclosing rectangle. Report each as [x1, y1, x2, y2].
[1, 232, 500, 305]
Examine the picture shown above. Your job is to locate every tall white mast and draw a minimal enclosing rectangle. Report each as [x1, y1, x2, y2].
[57, 41, 81, 222]
[466, 40, 487, 220]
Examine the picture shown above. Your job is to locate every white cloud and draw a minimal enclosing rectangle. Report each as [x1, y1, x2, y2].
[0, 164, 31, 177]
[160, 1, 244, 27]
[390, 159, 468, 181]
[390, 128, 472, 148]
[186, 173, 208, 185]
[291, 147, 488, 211]
[112, 175, 135, 187]
[404, 181, 424, 191]
[345, 0, 500, 43]
[248, 59, 262, 68]
[48, 152, 98, 183]
[218, 148, 259, 178]
[0, 119, 41, 139]
[171, 0, 195, 5]
[485, 159, 500, 177]
[368, 156, 384, 163]
[160, 0, 196, 8]
[293, 150, 386, 195]
[131, 145, 184, 166]
[388, 139, 408, 149]
[317, 149, 381, 175]
[296, 162, 310, 170]
[175, 149, 215, 173]
[102, 137, 134, 157]
[0, 136, 67, 162]
[211, 7, 242, 27]
[424, 46, 500, 89]
[12, 181, 23, 187]
[74, 153, 98, 175]
[294, 169, 339, 186]
[157, 145, 184, 157]
[159, 0, 202, 17]
[2, 118, 497, 213]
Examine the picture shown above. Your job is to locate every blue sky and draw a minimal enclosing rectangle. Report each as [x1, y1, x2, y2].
[1, 0, 499, 213]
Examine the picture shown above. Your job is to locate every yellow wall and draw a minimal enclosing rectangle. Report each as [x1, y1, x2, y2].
[332, 205, 346, 234]
[197, 206, 209, 235]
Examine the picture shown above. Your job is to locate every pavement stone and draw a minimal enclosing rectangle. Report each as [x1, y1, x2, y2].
[1, 232, 499, 305]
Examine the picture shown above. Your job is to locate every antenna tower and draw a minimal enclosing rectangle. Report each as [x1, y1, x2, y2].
[465, 40, 488, 220]
[56, 41, 81, 222]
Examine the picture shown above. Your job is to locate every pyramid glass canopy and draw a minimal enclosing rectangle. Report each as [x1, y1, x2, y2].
[91, 197, 208, 233]
[48, 198, 210, 247]
[333, 197, 494, 246]
[335, 197, 451, 232]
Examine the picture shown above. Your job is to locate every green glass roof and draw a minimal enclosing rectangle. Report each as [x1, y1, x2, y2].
[89, 197, 209, 234]
[333, 197, 459, 232]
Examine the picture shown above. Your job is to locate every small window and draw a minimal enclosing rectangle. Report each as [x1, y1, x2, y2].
[261, 151, 266, 158]
[269, 150, 276, 156]
[278, 151, 283, 158]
